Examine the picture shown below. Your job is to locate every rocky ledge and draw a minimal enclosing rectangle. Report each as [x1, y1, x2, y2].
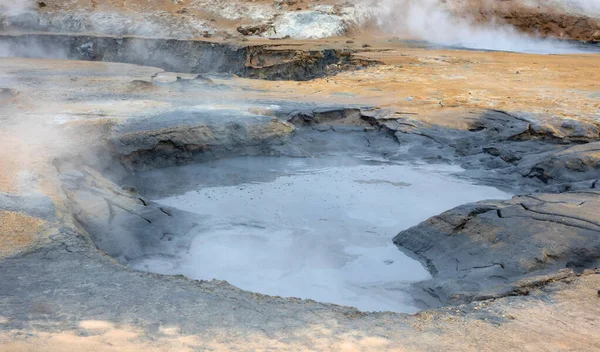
[395, 190, 600, 305]
[0, 33, 375, 81]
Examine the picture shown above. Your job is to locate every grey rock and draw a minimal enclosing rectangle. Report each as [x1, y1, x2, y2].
[516, 142, 600, 185]
[368, 109, 600, 193]
[0, 192, 56, 221]
[61, 166, 205, 263]
[394, 190, 600, 305]
[112, 110, 294, 171]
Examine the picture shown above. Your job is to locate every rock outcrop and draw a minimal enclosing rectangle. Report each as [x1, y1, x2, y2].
[60, 166, 201, 264]
[366, 109, 600, 192]
[0, 33, 371, 80]
[113, 109, 294, 171]
[394, 190, 600, 305]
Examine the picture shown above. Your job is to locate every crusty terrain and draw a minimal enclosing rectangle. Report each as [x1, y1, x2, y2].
[1, 2, 600, 349]
[1, 41, 599, 350]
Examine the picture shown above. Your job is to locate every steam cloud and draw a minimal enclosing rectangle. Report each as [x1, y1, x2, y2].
[0, 0, 34, 15]
[370, 0, 596, 54]
[569, 0, 600, 15]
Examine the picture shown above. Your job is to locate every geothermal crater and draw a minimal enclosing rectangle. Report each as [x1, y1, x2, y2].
[63, 111, 512, 313]
[59, 97, 600, 317]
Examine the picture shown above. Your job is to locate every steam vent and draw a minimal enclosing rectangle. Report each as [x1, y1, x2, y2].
[1, 0, 600, 350]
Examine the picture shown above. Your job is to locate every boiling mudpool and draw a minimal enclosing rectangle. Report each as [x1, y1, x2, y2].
[130, 156, 510, 313]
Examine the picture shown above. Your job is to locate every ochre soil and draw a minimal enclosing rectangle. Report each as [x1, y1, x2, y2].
[238, 38, 600, 128]
[0, 211, 46, 258]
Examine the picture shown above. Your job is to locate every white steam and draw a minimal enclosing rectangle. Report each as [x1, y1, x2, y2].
[370, 0, 593, 54]
[568, 0, 600, 15]
[0, 0, 34, 15]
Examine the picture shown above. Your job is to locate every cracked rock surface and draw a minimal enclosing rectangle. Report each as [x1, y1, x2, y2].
[394, 190, 600, 305]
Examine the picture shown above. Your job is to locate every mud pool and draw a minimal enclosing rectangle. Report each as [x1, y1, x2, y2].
[129, 156, 510, 313]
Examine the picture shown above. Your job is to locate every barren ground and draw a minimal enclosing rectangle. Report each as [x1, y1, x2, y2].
[1, 1, 600, 351]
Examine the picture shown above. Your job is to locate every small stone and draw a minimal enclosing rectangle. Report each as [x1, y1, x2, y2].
[362, 44, 371, 48]
[120, 185, 137, 193]
[346, 40, 354, 44]
[0, 88, 17, 99]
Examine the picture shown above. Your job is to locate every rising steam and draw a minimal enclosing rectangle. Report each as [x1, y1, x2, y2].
[0, 0, 34, 15]
[569, 0, 600, 15]
[370, 0, 596, 54]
